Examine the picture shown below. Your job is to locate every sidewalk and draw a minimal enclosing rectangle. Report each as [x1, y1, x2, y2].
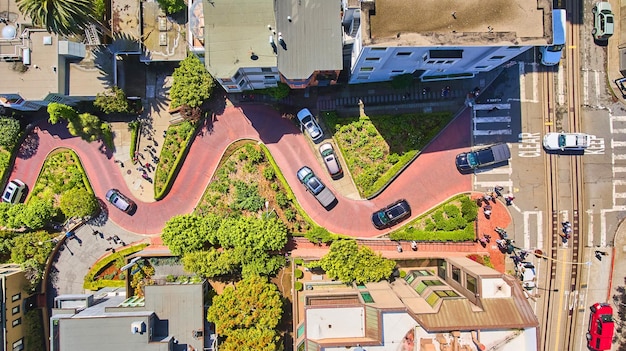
[607, 0, 624, 101]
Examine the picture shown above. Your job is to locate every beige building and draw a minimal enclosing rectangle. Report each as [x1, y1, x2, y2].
[0, 264, 34, 351]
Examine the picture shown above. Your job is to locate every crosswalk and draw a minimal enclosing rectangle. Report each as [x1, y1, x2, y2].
[472, 103, 512, 137]
[610, 115, 626, 210]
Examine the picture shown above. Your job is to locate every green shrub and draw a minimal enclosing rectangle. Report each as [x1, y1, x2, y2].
[399, 270, 407, 278]
[119, 273, 126, 280]
[166, 274, 176, 282]
[83, 244, 148, 290]
[294, 281, 303, 291]
[460, 196, 478, 221]
[128, 121, 140, 160]
[263, 167, 275, 180]
[104, 273, 116, 280]
[284, 209, 296, 222]
[231, 181, 265, 212]
[276, 191, 289, 208]
[245, 144, 264, 164]
[295, 269, 303, 279]
[294, 258, 304, 265]
[305, 226, 337, 244]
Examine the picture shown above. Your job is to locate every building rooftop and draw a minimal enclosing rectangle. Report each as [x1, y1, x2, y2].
[141, 2, 188, 61]
[203, 0, 277, 78]
[274, 0, 343, 80]
[360, 0, 551, 47]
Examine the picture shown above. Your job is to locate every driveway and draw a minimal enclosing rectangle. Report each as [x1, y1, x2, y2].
[9, 105, 471, 237]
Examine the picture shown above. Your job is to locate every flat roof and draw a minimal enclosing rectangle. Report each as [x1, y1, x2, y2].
[361, 0, 550, 46]
[203, 0, 277, 78]
[275, 0, 343, 79]
[141, 2, 188, 61]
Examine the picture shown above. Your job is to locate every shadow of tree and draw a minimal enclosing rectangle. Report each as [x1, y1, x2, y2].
[17, 131, 40, 160]
[90, 200, 110, 227]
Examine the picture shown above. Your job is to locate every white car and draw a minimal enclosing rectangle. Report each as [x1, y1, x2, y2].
[2, 179, 26, 204]
[319, 143, 343, 179]
[543, 132, 590, 151]
[297, 108, 323, 142]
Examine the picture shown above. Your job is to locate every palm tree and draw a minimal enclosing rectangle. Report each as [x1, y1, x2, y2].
[17, 0, 95, 37]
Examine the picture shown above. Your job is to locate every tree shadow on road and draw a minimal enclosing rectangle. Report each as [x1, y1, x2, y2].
[17, 131, 39, 160]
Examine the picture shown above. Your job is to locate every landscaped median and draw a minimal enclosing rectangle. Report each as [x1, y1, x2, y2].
[83, 243, 149, 291]
[321, 111, 453, 198]
[154, 121, 199, 200]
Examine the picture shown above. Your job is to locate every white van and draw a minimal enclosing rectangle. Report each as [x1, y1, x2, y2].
[540, 9, 566, 66]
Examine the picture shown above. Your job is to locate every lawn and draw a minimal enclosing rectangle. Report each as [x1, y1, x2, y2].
[322, 111, 453, 198]
[30, 149, 93, 202]
[389, 194, 477, 241]
[195, 141, 311, 233]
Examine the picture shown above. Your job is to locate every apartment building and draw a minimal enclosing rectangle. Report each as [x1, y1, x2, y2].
[0, 264, 35, 351]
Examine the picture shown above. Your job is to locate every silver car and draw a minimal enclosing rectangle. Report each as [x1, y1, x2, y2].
[592, 2, 614, 41]
[297, 108, 324, 142]
[319, 143, 343, 179]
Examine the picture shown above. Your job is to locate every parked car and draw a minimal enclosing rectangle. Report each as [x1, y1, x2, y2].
[319, 143, 343, 179]
[455, 143, 511, 172]
[371, 199, 411, 230]
[517, 262, 536, 290]
[587, 302, 614, 351]
[2, 179, 26, 204]
[105, 189, 136, 214]
[296, 166, 336, 208]
[297, 108, 324, 142]
[543, 132, 590, 151]
[592, 2, 614, 41]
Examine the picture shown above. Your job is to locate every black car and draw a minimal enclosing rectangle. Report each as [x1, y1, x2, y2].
[455, 143, 511, 172]
[372, 199, 411, 229]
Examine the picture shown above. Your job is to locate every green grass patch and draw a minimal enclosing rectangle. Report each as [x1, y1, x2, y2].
[30, 149, 94, 202]
[322, 111, 453, 197]
[390, 194, 477, 242]
[128, 121, 140, 161]
[154, 121, 197, 199]
[196, 141, 311, 233]
[83, 243, 148, 290]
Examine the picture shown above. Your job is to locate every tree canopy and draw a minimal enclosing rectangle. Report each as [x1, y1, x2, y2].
[156, 0, 186, 15]
[16, 0, 95, 36]
[47, 103, 111, 144]
[59, 188, 99, 218]
[94, 87, 129, 114]
[170, 54, 214, 109]
[11, 231, 55, 266]
[311, 239, 396, 284]
[0, 117, 21, 149]
[19, 198, 56, 230]
[207, 276, 282, 342]
[162, 214, 222, 256]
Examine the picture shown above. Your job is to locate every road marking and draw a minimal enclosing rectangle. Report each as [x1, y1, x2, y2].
[473, 129, 512, 135]
[474, 116, 512, 123]
[523, 211, 543, 249]
[595, 71, 601, 97]
[611, 140, 626, 148]
[610, 116, 626, 122]
[583, 70, 589, 106]
[473, 104, 511, 110]
[613, 154, 626, 160]
[519, 62, 526, 102]
[585, 136, 605, 154]
[518, 132, 541, 157]
[586, 209, 595, 247]
[558, 64, 565, 105]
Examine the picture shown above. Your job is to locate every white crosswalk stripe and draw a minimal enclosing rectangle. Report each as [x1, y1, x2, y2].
[472, 104, 512, 137]
[610, 115, 626, 208]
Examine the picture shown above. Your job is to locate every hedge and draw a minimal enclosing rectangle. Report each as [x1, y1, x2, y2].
[83, 243, 148, 290]
[294, 269, 303, 279]
[294, 281, 303, 291]
[128, 121, 140, 161]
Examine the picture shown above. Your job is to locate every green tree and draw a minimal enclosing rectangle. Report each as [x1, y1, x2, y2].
[312, 239, 396, 284]
[156, 0, 186, 15]
[11, 231, 55, 266]
[94, 87, 129, 114]
[216, 217, 287, 252]
[59, 188, 99, 218]
[207, 276, 282, 335]
[162, 214, 222, 256]
[20, 198, 56, 230]
[220, 327, 281, 351]
[182, 249, 238, 278]
[47, 102, 77, 124]
[266, 82, 290, 100]
[170, 54, 214, 109]
[0, 117, 21, 149]
[16, 0, 95, 36]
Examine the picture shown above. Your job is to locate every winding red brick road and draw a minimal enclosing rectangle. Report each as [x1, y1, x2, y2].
[11, 105, 474, 237]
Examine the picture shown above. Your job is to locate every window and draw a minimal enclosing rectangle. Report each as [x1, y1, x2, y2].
[466, 275, 477, 294]
[365, 57, 380, 61]
[11, 293, 20, 302]
[261, 67, 272, 72]
[396, 52, 411, 56]
[12, 318, 21, 327]
[264, 75, 275, 80]
[12, 339, 23, 351]
[391, 70, 404, 73]
[12, 306, 19, 315]
[233, 71, 241, 80]
[451, 266, 461, 283]
[429, 50, 463, 59]
[437, 261, 447, 280]
[360, 67, 374, 72]
[238, 80, 246, 87]
[221, 78, 233, 83]
[370, 47, 386, 51]
[357, 74, 370, 80]
[475, 65, 488, 69]
[490, 55, 505, 60]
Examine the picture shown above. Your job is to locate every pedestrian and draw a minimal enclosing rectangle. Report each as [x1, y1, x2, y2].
[484, 204, 492, 218]
[411, 241, 418, 251]
[397, 244, 403, 253]
[483, 193, 492, 202]
[505, 194, 515, 206]
[494, 185, 504, 197]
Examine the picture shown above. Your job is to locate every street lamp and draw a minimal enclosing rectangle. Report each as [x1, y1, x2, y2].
[264, 201, 275, 219]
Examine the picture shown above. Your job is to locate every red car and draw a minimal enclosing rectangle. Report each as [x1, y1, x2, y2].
[587, 303, 614, 351]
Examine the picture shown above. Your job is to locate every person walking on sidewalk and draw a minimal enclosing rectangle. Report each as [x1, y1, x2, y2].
[505, 194, 515, 206]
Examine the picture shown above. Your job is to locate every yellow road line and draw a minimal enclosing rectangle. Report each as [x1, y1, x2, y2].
[553, 251, 568, 350]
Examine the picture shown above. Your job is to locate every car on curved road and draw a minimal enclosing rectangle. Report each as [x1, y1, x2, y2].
[2, 179, 25, 204]
[587, 302, 614, 351]
[296, 166, 336, 208]
[372, 199, 411, 229]
[297, 108, 324, 142]
[543, 132, 590, 152]
[105, 189, 136, 214]
[319, 143, 343, 179]
[455, 143, 511, 172]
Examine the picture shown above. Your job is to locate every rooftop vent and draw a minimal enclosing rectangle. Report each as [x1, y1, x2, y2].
[131, 321, 146, 334]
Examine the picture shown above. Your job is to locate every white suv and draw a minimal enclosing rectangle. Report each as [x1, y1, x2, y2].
[2, 179, 25, 204]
